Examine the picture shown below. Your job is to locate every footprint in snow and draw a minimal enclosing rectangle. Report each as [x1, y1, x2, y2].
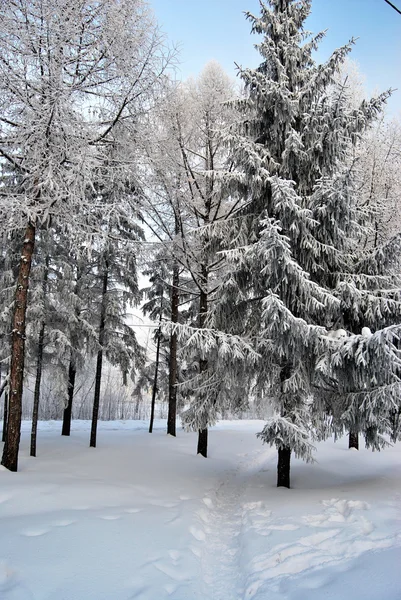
[21, 528, 49, 537]
[189, 526, 206, 541]
[168, 550, 181, 562]
[149, 500, 178, 508]
[124, 508, 142, 514]
[51, 520, 75, 527]
[164, 583, 178, 596]
[268, 524, 300, 531]
[196, 509, 210, 524]
[189, 545, 201, 558]
[245, 580, 264, 599]
[154, 562, 189, 582]
[99, 515, 121, 520]
[164, 513, 180, 525]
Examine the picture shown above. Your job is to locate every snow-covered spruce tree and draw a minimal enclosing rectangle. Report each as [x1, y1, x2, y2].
[0, 0, 170, 471]
[211, 0, 392, 487]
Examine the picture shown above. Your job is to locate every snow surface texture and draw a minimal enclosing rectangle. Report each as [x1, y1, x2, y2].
[0, 420, 400, 600]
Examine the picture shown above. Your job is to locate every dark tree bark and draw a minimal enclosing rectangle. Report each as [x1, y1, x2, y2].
[30, 255, 49, 457]
[197, 270, 208, 458]
[90, 261, 108, 448]
[349, 431, 359, 450]
[197, 427, 208, 457]
[167, 261, 179, 437]
[1, 222, 35, 471]
[277, 446, 291, 488]
[150, 292, 164, 433]
[62, 359, 76, 436]
[62, 264, 82, 436]
[276, 363, 293, 487]
[149, 326, 161, 434]
[30, 322, 45, 457]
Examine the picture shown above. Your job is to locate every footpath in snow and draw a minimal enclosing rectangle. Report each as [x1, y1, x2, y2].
[0, 419, 400, 600]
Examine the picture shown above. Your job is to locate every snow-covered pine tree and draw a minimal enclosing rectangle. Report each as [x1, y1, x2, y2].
[212, 0, 392, 487]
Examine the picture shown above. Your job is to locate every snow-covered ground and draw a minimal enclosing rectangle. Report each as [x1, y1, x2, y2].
[0, 420, 400, 600]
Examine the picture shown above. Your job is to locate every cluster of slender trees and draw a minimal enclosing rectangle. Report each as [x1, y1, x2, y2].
[1, 0, 401, 487]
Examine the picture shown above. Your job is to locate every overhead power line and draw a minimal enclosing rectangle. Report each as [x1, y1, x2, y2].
[384, 0, 401, 15]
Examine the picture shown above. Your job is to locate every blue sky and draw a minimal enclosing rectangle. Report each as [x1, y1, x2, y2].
[151, 0, 401, 116]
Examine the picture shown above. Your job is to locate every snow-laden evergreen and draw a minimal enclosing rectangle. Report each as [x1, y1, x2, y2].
[209, 0, 398, 486]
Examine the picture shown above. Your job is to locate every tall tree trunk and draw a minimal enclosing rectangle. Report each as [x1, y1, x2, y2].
[62, 359, 76, 436]
[90, 261, 108, 448]
[30, 322, 45, 457]
[277, 363, 292, 488]
[30, 255, 49, 457]
[1, 222, 35, 472]
[349, 431, 359, 450]
[197, 427, 208, 457]
[149, 327, 161, 434]
[167, 261, 179, 437]
[197, 267, 208, 458]
[62, 265, 81, 437]
[277, 446, 291, 488]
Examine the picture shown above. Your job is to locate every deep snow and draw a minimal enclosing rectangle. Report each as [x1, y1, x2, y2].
[0, 420, 400, 600]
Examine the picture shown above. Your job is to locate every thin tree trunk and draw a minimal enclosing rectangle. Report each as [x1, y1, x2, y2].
[30, 322, 45, 457]
[1, 222, 35, 472]
[349, 431, 359, 450]
[90, 261, 108, 448]
[277, 446, 291, 488]
[149, 327, 161, 434]
[197, 268, 208, 458]
[30, 255, 49, 457]
[276, 362, 293, 487]
[167, 261, 179, 437]
[62, 359, 76, 436]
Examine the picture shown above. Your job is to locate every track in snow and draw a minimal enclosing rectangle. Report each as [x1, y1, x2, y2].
[191, 450, 272, 600]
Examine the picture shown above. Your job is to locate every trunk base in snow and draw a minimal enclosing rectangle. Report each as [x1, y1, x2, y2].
[1, 222, 35, 472]
[277, 446, 291, 488]
[349, 431, 359, 450]
[197, 428, 208, 457]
